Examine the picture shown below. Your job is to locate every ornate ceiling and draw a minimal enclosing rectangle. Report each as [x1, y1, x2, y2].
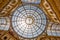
[0, 0, 60, 40]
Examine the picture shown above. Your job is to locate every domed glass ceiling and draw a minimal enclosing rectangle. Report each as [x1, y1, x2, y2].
[12, 5, 47, 38]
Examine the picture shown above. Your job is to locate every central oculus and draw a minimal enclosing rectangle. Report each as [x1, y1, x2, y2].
[25, 16, 34, 25]
[12, 5, 47, 38]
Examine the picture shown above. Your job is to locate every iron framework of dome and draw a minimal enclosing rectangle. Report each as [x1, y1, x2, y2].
[11, 4, 47, 38]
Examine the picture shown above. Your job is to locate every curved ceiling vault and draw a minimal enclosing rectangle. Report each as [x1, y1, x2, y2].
[0, 0, 60, 40]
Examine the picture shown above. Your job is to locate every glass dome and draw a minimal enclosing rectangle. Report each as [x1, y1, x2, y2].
[12, 5, 47, 38]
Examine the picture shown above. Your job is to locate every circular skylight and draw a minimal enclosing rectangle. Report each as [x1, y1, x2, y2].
[12, 5, 47, 38]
